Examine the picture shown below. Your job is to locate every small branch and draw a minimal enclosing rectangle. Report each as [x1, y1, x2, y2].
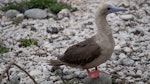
[13, 63, 38, 84]
[0, 62, 13, 83]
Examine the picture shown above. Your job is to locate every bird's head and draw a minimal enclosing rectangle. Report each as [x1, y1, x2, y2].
[99, 3, 127, 15]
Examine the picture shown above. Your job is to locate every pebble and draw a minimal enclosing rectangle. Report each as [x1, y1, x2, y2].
[47, 27, 59, 34]
[120, 58, 134, 66]
[40, 80, 53, 84]
[123, 47, 133, 53]
[29, 70, 42, 76]
[119, 53, 127, 59]
[6, 76, 20, 84]
[5, 10, 20, 18]
[136, 70, 142, 76]
[120, 14, 134, 20]
[54, 80, 63, 84]
[136, 81, 145, 84]
[63, 74, 74, 80]
[16, 13, 24, 20]
[50, 76, 60, 82]
[74, 71, 86, 78]
[57, 9, 71, 19]
[24, 8, 47, 19]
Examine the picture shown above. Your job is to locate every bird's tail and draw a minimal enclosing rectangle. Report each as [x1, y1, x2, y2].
[45, 59, 64, 66]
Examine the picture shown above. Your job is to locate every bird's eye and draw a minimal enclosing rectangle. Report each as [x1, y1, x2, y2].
[107, 7, 111, 10]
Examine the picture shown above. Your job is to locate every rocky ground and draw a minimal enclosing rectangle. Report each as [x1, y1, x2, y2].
[0, 0, 150, 84]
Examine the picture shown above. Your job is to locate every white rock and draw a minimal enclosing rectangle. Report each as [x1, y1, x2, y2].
[5, 10, 20, 18]
[136, 70, 142, 75]
[119, 53, 127, 59]
[50, 76, 60, 81]
[16, 13, 24, 20]
[114, 45, 121, 51]
[54, 80, 63, 84]
[57, 9, 71, 19]
[120, 14, 134, 20]
[25, 8, 47, 19]
[123, 47, 133, 53]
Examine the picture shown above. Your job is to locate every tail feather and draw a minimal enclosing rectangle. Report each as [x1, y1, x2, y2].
[46, 59, 64, 66]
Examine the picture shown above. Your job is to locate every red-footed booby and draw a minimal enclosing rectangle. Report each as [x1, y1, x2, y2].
[47, 3, 126, 79]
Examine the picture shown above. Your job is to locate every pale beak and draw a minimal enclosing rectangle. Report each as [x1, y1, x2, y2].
[107, 6, 127, 13]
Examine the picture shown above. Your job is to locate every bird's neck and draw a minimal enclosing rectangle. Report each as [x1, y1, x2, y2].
[95, 13, 115, 50]
[95, 14, 112, 37]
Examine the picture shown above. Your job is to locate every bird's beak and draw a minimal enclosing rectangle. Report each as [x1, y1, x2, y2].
[108, 6, 127, 13]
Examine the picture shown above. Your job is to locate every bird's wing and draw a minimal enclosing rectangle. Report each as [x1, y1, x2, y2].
[59, 37, 101, 66]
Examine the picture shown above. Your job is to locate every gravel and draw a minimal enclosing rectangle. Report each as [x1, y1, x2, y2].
[0, 0, 150, 84]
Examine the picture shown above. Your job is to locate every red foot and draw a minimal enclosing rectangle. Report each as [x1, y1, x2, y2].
[86, 68, 100, 79]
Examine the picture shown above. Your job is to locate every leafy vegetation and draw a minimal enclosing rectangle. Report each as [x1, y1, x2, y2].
[21, 39, 37, 47]
[1, 0, 72, 14]
[112, 78, 116, 84]
[12, 19, 22, 25]
[49, 3, 72, 14]
[0, 45, 9, 54]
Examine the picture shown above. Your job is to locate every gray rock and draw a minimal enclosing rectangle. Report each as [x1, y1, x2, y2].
[47, 27, 59, 34]
[40, 80, 53, 84]
[83, 72, 112, 84]
[120, 14, 134, 20]
[63, 74, 74, 80]
[5, 10, 20, 18]
[6, 76, 20, 84]
[120, 58, 134, 66]
[25, 9, 47, 19]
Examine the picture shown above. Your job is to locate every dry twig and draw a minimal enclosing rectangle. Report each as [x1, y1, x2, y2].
[0, 62, 38, 84]
[13, 63, 38, 84]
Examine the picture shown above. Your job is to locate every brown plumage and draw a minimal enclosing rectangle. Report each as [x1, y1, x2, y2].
[60, 37, 101, 66]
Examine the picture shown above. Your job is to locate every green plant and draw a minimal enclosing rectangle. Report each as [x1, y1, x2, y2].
[0, 46, 9, 54]
[49, 3, 72, 14]
[112, 78, 116, 84]
[12, 19, 22, 25]
[26, 0, 57, 9]
[1, 0, 73, 14]
[1, 3, 21, 11]
[21, 39, 37, 47]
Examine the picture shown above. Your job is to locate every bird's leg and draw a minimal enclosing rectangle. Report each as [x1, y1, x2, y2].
[86, 67, 100, 79]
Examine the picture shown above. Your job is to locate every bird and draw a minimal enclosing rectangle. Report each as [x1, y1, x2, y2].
[47, 3, 126, 79]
